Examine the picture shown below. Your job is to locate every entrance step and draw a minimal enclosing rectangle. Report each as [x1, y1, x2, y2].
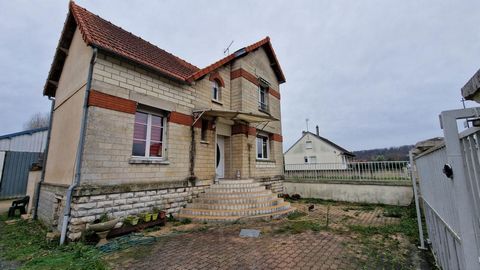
[178, 178, 294, 223]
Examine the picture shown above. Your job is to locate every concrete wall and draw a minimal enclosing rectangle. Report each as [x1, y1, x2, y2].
[284, 180, 413, 206]
[44, 27, 91, 186]
[26, 170, 41, 213]
[285, 133, 347, 165]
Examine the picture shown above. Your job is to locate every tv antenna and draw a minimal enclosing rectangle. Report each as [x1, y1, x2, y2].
[305, 118, 310, 132]
[223, 40, 234, 55]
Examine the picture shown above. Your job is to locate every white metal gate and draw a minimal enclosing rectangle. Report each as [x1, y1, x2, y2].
[415, 108, 480, 270]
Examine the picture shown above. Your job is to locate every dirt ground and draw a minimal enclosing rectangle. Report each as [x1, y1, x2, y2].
[103, 201, 434, 270]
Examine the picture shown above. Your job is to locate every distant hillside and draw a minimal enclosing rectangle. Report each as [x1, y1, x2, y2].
[352, 145, 414, 161]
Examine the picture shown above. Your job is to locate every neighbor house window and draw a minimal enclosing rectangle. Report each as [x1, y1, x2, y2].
[212, 80, 221, 101]
[304, 156, 317, 163]
[256, 134, 270, 160]
[132, 111, 166, 158]
[305, 141, 313, 149]
[258, 85, 268, 111]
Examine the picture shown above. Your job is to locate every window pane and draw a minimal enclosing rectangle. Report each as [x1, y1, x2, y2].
[151, 126, 162, 142]
[149, 142, 162, 157]
[133, 123, 147, 140]
[256, 137, 262, 158]
[135, 112, 148, 124]
[151, 115, 163, 127]
[262, 137, 268, 159]
[132, 140, 146, 156]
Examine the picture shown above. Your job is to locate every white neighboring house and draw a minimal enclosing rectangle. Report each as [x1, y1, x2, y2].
[284, 127, 354, 170]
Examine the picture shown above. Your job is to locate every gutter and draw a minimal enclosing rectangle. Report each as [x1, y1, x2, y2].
[32, 97, 55, 220]
[60, 47, 97, 245]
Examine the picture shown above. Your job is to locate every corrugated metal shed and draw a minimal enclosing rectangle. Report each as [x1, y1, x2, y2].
[0, 127, 48, 152]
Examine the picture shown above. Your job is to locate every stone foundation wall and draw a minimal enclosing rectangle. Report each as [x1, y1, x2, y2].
[37, 183, 68, 231]
[256, 175, 284, 193]
[66, 180, 210, 240]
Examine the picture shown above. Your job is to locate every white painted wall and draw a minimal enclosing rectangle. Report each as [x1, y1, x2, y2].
[284, 181, 413, 206]
[284, 132, 348, 165]
[0, 129, 48, 152]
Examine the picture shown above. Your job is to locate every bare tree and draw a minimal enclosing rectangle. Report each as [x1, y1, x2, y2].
[23, 112, 50, 130]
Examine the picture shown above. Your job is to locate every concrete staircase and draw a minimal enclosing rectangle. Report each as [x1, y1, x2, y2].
[178, 179, 295, 223]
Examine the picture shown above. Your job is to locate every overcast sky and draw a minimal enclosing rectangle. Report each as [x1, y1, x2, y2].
[1, 0, 480, 151]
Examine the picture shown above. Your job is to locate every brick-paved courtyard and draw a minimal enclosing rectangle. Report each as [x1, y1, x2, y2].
[105, 201, 433, 270]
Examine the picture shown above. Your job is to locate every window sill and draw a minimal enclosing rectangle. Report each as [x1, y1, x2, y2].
[256, 159, 275, 163]
[211, 99, 223, 105]
[200, 140, 209, 145]
[129, 157, 170, 165]
[258, 108, 270, 114]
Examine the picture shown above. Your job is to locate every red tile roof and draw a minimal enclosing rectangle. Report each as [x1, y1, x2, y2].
[70, 1, 199, 82]
[188, 37, 286, 84]
[44, 2, 285, 96]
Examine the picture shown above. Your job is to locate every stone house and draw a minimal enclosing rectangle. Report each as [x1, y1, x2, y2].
[35, 2, 291, 241]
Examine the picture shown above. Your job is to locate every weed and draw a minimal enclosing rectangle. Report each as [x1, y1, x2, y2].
[0, 214, 107, 269]
[286, 211, 307, 220]
[180, 218, 192, 225]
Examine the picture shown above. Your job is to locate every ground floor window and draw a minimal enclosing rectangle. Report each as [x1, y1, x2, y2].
[132, 111, 166, 158]
[256, 133, 270, 160]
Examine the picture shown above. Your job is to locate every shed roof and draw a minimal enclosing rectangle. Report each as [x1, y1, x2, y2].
[284, 131, 355, 157]
[0, 127, 48, 140]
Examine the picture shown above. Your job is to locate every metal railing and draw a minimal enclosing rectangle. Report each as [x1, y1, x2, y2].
[284, 161, 410, 181]
[414, 108, 480, 270]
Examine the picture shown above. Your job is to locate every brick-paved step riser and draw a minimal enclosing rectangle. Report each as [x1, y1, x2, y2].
[205, 186, 267, 193]
[193, 195, 278, 205]
[212, 183, 261, 188]
[185, 199, 282, 210]
[200, 191, 272, 198]
[178, 208, 296, 223]
[217, 179, 254, 184]
[180, 203, 291, 217]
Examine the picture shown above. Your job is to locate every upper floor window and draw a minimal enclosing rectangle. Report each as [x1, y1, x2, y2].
[212, 80, 221, 102]
[256, 133, 270, 160]
[258, 85, 268, 112]
[305, 141, 313, 149]
[132, 111, 166, 158]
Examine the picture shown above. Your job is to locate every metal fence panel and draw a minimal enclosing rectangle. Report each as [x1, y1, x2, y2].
[0, 151, 40, 199]
[285, 161, 410, 181]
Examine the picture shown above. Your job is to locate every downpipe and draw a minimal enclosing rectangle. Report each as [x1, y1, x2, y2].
[33, 97, 55, 220]
[60, 47, 97, 245]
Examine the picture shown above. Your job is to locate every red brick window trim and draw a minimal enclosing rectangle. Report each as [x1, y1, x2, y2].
[230, 68, 281, 100]
[88, 90, 137, 114]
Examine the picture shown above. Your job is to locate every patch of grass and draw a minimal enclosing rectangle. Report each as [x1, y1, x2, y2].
[275, 220, 323, 234]
[180, 218, 192, 225]
[0, 214, 107, 270]
[347, 204, 420, 269]
[286, 211, 307, 220]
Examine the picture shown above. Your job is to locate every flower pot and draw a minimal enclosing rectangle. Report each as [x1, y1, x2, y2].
[143, 213, 152, 222]
[86, 219, 119, 247]
[125, 216, 139, 226]
[151, 213, 159, 221]
[159, 211, 166, 219]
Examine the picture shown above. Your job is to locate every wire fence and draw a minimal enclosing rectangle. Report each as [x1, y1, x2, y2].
[284, 161, 410, 181]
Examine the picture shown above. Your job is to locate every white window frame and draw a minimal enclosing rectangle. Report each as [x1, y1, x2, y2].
[212, 80, 221, 102]
[305, 140, 313, 149]
[132, 110, 167, 160]
[258, 85, 268, 111]
[256, 133, 270, 160]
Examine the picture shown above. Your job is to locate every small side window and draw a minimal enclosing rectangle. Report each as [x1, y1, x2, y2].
[212, 80, 221, 102]
[201, 120, 208, 141]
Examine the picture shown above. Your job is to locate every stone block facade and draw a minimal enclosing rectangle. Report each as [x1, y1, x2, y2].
[39, 8, 287, 240]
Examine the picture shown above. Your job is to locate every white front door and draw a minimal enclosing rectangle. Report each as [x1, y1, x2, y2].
[216, 135, 225, 178]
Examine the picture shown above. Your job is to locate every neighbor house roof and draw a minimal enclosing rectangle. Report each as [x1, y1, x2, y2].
[44, 2, 286, 97]
[284, 131, 355, 157]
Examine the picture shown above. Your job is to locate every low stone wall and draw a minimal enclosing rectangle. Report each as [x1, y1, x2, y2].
[67, 180, 210, 240]
[256, 175, 284, 193]
[284, 179, 413, 206]
[37, 183, 69, 232]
